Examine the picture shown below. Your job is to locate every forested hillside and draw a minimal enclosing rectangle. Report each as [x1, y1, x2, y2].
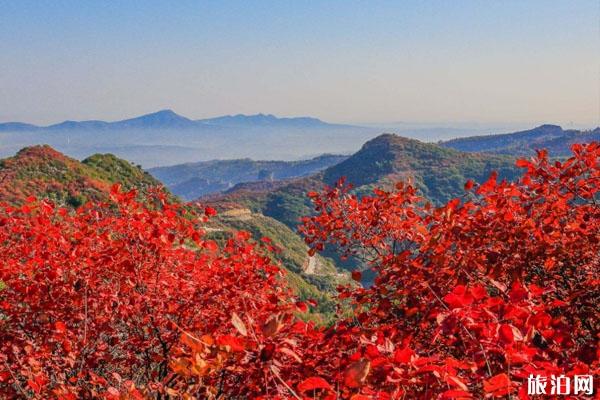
[204, 134, 521, 229]
[0, 145, 162, 206]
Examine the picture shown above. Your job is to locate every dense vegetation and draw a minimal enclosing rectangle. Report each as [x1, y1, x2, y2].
[0, 146, 347, 312]
[203, 209, 351, 320]
[205, 134, 521, 231]
[0, 142, 597, 398]
[0, 145, 163, 207]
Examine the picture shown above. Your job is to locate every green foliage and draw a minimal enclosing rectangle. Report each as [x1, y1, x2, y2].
[257, 135, 520, 228]
[82, 153, 163, 190]
[66, 194, 87, 208]
[0, 146, 172, 207]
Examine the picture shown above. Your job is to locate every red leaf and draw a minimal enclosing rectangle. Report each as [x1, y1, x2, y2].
[204, 206, 217, 217]
[393, 347, 414, 364]
[54, 321, 67, 333]
[464, 179, 474, 190]
[351, 270, 362, 282]
[443, 285, 474, 309]
[110, 183, 122, 195]
[296, 301, 308, 313]
[498, 324, 514, 344]
[515, 159, 532, 169]
[483, 373, 511, 397]
[216, 335, 246, 352]
[440, 389, 473, 399]
[297, 376, 332, 393]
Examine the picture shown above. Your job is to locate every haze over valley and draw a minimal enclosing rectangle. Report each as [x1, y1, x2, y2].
[0, 110, 380, 167]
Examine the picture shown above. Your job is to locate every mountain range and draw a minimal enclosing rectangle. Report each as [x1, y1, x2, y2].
[149, 154, 348, 200]
[198, 133, 526, 279]
[202, 134, 522, 229]
[147, 123, 599, 202]
[0, 110, 377, 167]
[0, 110, 352, 132]
[2, 110, 597, 168]
[441, 124, 600, 156]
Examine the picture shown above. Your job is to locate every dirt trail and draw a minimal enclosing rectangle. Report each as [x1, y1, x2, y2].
[221, 208, 252, 221]
[304, 256, 317, 274]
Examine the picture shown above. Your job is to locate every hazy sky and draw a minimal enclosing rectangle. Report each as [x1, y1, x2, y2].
[1, 0, 598, 127]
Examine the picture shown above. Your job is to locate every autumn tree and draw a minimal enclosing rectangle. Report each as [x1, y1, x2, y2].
[298, 143, 599, 398]
[0, 187, 305, 398]
[1, 142, 598, 399]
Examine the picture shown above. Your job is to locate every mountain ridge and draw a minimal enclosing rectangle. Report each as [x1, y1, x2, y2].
[200, 133, 523, 275]
[201, 134, 522, 228]
[0, 110, 353, 131]
[149, 153, 349, 200]
[441, 124, 599, 156]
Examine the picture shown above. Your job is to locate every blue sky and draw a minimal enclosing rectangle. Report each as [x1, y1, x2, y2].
[0, 0, 598, 127]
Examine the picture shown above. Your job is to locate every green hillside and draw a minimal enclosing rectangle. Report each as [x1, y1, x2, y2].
[324, 134, 519, 204]
[0, 145, 164, 206]
[203, 208, 351, 320]
[82, 153, 161, 191]
[204, 134, 521, 229]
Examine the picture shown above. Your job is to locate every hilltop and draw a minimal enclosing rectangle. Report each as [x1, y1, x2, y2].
[0, 145, 163, 206]
[204, 134, 521, 229]
[441, 124, 599, 156]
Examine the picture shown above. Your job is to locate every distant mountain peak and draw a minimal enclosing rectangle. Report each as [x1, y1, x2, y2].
[322, 133, 456, 187]
[144, 109, 180, 118]
[536, 124, 562, 129]
[129, 109, 190, 122]
[113, 109, 195, 129]
[360, 133, 421, 150]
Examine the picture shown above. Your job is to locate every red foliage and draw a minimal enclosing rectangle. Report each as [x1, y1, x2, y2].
[298, 143, 599, 398]
[0, 142, 598, 399]
[0, 188, 302, 398]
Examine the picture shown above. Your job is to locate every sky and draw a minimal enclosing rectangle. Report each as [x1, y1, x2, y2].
[0, 0, 598, 128]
